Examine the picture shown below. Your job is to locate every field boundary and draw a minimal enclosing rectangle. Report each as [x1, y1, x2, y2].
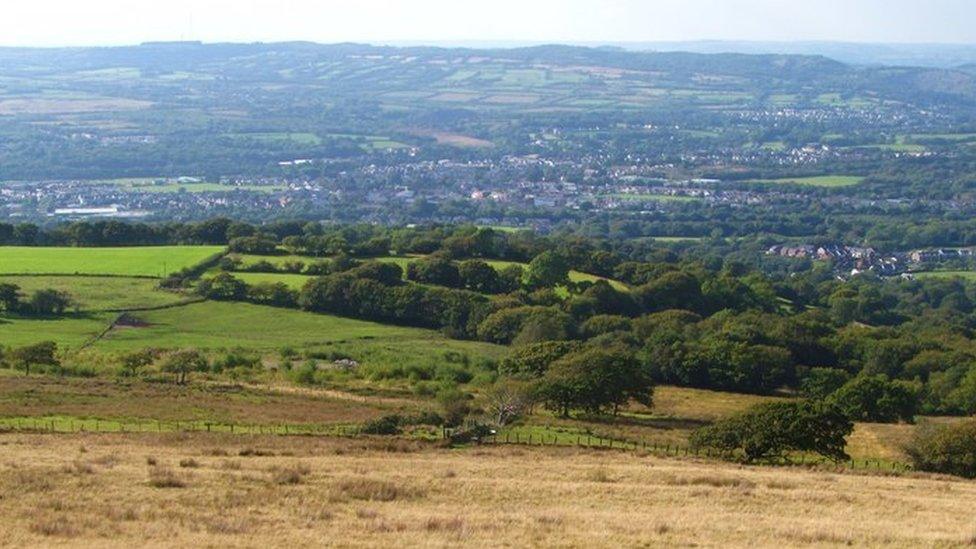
[0, 416, 913, 474]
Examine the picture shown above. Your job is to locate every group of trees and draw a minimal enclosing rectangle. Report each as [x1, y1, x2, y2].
[191, 223, 976, 422]
[0, 284, 72, 316]
[0, 341, 60, 375]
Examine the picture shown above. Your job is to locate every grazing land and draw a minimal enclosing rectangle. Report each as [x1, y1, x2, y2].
[0, 246, 223, 277]
[743, 175, 865, 187]
[0, 276, 189, 311]
[0, 433, 972, 548]
[912, 270, 976, 280]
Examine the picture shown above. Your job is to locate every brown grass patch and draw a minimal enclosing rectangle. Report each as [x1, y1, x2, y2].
[30, 515, 79, 537]
[148, 467, 186, 488]
[337, 478, 421, 501]
[0, 433, 973, 547]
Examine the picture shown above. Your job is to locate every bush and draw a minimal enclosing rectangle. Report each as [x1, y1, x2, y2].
[361, 415, 404, 435]
[690, 401, 853, 462]
[906, 420, 976, 478]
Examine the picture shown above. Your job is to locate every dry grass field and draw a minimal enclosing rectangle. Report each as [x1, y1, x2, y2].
[0, 432, 973, 548]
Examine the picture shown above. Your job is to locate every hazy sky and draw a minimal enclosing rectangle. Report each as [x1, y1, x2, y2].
[2, 0, 975, 47]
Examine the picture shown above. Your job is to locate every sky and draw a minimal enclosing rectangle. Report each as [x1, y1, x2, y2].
[1, 0, 975, 47]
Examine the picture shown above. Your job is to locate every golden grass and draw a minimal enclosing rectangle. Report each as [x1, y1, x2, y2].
[0, 433, 974, 547]
[0, 375, 395, 425]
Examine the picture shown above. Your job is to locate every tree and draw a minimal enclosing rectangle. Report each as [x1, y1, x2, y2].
[26, 289, 72, 316]
[500, 340, 582, 377]
[349, 261, 403, 286]
[800, 367, 851, 400]
[228, 236, 278, 255]
[247, 282, 298, 307]
[496, 265, 525, 293]
[160, 349, 208, 384]
[437, 388, 471, 427]
[120, 348, 160, 377]
[690, 401, 853, 462]
[828, 375, 920, 423]
[580, 315, 633, 339]
[11, 341, 59, 376]
[906, 420, 976, 478]
[539, 346, 653, 417]
[198, 273, 248, 301]
[477, 306, 575, 345]
[480, 380, 536, 427]
[459, 260, 500, 294]
[636, 271, 703, 313]
[406, 256, 461, 288]
[525, 251, 570, 289]
[0, 283, 21, 312]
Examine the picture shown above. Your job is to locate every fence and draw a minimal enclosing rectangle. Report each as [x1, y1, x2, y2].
[0, 417, 912, 474]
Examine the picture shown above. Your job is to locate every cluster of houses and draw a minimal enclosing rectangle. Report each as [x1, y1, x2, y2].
[767, 244, 976, 277]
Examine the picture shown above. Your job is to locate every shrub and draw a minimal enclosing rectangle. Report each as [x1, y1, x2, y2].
[272, 464, 311, 485]
[690, 401, 853, 462]
[148, 468, 186, 488]
[337, 478, 418, 501]
[361, 415, 404, 435]
[906, 420, 976, 478]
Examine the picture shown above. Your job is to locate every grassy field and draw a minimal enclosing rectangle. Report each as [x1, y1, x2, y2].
[0, 375, 394, 425]
[0, 276, 189, 311]
[744, 175, 864, 188]
[913, 271, 976, 280]
[0, 246, 224, 277]
[0, 313, 112, 349]
[91, 301, 501, 354]
[122, 182, 286, 194]
[0, 432, 972, 547]
[609, 193, 698, 203]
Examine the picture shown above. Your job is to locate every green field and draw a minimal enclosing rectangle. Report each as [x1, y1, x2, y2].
[123, 182, 287, 194]
[913, 271, 976, 280]
[0, 246, 224, 277]
[610, 193, 698, 203]
[0, 313, 113, 348]
[231, 271, 311, 289]
[0, 276, 189, 311]
[744, 175, 864, 188]
[90, 301, 499, 354]
[223, 132, 323, 145]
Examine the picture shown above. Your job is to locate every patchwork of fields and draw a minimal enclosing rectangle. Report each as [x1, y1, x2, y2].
[0, 242, 966, 541]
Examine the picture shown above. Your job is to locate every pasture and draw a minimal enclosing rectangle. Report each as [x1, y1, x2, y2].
[0, 276, 188, 311]
[913, 270, 976, 280]
[0, 432, 973, 547]
[0, 246, 224, 277]
[0, 314, 112, 349]
[744, 175, 864, 187]
[93, 302, 506, 363]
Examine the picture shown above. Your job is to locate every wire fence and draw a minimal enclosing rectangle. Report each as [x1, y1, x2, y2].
[0, 417, 913, 474]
